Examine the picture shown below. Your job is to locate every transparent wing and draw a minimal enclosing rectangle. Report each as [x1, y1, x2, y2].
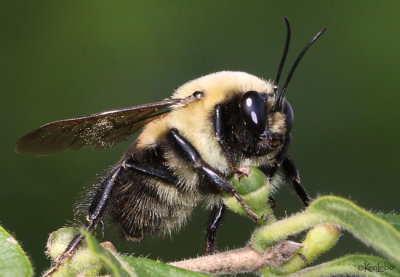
[15, 99, 181, 155]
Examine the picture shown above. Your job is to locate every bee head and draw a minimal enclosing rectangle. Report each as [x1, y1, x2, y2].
[235, 17, 326, 157]
[235, 90, 291, 157]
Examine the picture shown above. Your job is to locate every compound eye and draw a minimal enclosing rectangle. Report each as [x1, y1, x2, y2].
[284, 100, 294, 133]
[240, 91, 267, 135]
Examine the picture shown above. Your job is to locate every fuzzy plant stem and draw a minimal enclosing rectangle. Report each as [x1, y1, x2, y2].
[169, 241, 303, 275]
[250, 196, 400, 267]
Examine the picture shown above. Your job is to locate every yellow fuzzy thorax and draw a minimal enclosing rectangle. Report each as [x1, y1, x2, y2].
[136, 71, 277, 172]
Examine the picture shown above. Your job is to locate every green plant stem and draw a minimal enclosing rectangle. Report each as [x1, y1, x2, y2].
[250, 196, 400, 266]
[283, 255, 400, 277]
[262, 224, 341, 275]
[250, 211, 321, 252]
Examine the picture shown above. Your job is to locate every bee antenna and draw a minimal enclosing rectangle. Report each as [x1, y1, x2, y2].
[273, 27, 327, 111]
[273, 17, 291, 96]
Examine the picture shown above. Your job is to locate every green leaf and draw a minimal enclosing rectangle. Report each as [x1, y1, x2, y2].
[309, 196, 400, 265]
[284, 255, 400, 277]
[123, 256, 212, 277]
[81, 229, 136, 277]
[83, 230, 210, 277]
[375, 213, 400, 232]
[251, 196, 400, 268]
[0, 225, 33, 277]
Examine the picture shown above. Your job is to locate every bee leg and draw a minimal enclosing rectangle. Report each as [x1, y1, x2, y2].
[281, 157, 311, 206]
[215, 104, 236, 172]
[123, 159, 177, 184]
[168, 128, 260, 222]
[205, 203, 226, 255]
[43, 166, 122, 277]
[275, 135, 291, 166]
[259, 136, 310, 207]
[259, 135, 291, 179]
[258, 135, 291, 209]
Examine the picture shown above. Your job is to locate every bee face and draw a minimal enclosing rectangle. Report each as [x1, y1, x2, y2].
[219, 88, 290, 159]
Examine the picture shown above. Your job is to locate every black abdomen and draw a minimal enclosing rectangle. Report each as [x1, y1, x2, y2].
[105, 143, 203, 241]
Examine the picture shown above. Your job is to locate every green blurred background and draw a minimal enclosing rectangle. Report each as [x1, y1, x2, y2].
[1, 1, 399, 275]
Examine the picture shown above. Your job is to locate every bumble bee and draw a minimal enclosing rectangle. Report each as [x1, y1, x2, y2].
[15, 18, 326, 274]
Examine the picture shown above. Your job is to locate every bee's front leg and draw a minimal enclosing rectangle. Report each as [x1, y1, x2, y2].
[167, 128, 260, 221]
[214, 104, 237, 172]
[281, 157, 311, 206]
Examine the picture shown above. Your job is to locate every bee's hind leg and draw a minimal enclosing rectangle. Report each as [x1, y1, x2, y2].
[43, 166, 122, 277]
[44, 154, 179, 276]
